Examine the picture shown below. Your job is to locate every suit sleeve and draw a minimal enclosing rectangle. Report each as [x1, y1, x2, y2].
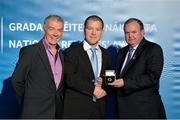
[64, 48, 95, 97]
[11, 47, 31, 104]
[123, 44, 164, 94]
[101, 51, 114, 94]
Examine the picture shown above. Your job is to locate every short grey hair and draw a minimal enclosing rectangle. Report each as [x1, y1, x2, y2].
[43, 15, 64, 28]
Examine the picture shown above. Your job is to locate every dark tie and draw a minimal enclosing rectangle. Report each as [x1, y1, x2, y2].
[123, 47, 134, 70]
[90, 48, 98, 102]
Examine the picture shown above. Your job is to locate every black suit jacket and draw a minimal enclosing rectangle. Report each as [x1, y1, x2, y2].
[63, 42, 111, 118]
[11, 40, 64, 118]
[116, 38, 166, 118]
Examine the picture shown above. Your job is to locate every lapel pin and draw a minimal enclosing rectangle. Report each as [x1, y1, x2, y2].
[132, 55, 136, 60]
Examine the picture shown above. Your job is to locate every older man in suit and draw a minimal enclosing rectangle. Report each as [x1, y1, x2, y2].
[108, 18, 166, 119]
[63, 15, 111, 118]
[11, 15, 65, 119]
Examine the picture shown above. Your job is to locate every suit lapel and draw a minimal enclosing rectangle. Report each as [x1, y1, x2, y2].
[57, 51, 64, 90]
[117, 47, 128, 77]
[121, 39, 146, 77]
[79, 43, 95, 78]
[100, 46, 108, 76]
[100, 47, 104, 75]
[38, 41, 54, 82]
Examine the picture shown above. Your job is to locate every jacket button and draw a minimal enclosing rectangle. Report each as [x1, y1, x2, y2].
[92, 79, 95, 82]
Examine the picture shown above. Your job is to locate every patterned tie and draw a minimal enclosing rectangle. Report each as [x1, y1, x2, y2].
[90, 48, 98, 102]
[123, 47, 134, 70]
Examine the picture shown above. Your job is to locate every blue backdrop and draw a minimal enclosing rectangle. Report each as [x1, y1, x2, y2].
[1, 0, 180, 118]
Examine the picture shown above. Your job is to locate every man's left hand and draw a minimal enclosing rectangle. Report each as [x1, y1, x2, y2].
[108, 78, 124, 88]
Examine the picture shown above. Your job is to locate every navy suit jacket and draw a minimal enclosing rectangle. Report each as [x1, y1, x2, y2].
[116, 38, 166, 118]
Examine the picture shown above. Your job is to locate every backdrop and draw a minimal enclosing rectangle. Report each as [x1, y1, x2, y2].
[1, 0, 180, 118]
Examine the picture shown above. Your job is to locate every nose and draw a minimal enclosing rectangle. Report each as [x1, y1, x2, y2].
[129, 33, 132, 37]
[129, 33, 134, 38]
[54, 30, 59, 36]
[92, 29, 96, 35]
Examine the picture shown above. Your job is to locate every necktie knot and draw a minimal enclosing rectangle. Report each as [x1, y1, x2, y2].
[90, 48, 98, 77]
[127, 47, 134, 62]
[129, 47, 134, 54]
[90, 48, 97, 54]
[90, 48, 97, 63]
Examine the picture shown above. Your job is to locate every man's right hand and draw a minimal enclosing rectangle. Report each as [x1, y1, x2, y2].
[93, 86, 107, 99]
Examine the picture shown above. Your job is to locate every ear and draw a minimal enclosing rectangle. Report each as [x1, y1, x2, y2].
[141, 29, 145, 36]
[101, 29, 104, 35]
[83, 28, 86, 35]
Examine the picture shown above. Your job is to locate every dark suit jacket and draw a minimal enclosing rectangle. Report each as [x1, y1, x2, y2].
[11, 40, 65, 119]
[63, 42, 111, 118]
[116, 38, 166, 119]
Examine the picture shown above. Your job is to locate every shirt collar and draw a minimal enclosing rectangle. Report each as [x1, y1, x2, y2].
[130, 44, 139, 50]
[83, 40, 100, 51]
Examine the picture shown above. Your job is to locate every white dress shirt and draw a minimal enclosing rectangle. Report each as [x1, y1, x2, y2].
[83, 40, 102, 77]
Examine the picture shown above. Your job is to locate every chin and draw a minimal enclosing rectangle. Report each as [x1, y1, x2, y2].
[49, 42, 57, 46]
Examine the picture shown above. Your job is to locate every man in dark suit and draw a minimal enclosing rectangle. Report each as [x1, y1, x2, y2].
[11, 15, 65, 119]
[108, 18, 166, 118]
[63, 15, 111, 118]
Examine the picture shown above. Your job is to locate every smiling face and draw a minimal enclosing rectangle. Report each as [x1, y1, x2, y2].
[43, 18, 64, 46]
[124, 20, 144, 47]
[83, 16, 104, 48]
[84, 19, 103, 48]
